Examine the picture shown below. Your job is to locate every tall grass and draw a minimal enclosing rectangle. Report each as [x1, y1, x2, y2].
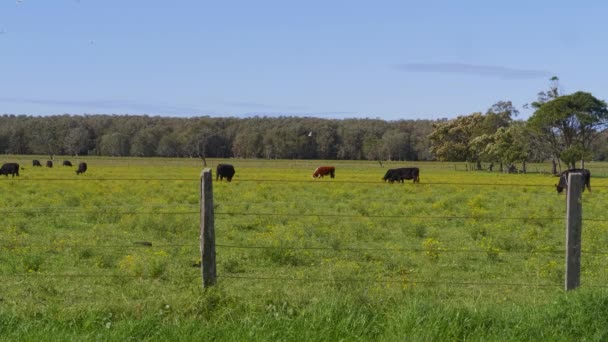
[1, 156, 608, 340]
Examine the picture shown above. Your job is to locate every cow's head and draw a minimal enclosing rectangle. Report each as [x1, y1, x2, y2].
[555, 175, 567, 193]
[382, 170, 393, 182]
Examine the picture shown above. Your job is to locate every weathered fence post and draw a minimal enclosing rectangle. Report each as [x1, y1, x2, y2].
[565, 173, 583, 291]
[200, 168, 216, 287]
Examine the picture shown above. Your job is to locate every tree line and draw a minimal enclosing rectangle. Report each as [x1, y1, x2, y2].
[0, 114, 435, 162]
[2, 77, 607, 170]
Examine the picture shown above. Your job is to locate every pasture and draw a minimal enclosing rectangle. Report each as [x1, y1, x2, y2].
[2, 157, 608, 340]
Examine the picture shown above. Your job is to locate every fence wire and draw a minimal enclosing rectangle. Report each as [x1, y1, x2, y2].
[4, 177, 608, 188]
[4, 241, 608, 256]
[2, 175, 606, 291]
[218, 274, 567, 288]
[0, 272, 582, 289]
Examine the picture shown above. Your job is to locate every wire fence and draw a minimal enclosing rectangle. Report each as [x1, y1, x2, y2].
[1, 177, 605, 291]
[0, 273, 565, 287]
[0, 176, 601, 184]
[3, 208, 608, 224]
[3, 177, 608, 191]
[5, 241, 608, 256]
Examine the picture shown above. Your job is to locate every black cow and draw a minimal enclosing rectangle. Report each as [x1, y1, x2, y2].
[76, 162, 87, 175]
[63, 160, 72, 167]
[216, 164, 235, 182]
[556, 168, 591, 193]
[46, 160, 53, 168]
[32, 160, 42, 167]
[383, 167, 420, 184]
[0, 163, 19, 177]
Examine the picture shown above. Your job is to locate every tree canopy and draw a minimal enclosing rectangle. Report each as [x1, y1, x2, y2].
[0, 114, 435, 161]
[528, 91, 608, 168]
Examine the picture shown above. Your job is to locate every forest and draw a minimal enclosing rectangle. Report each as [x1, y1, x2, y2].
[0, 113, 437, 161]
[1, 78, 608, 169]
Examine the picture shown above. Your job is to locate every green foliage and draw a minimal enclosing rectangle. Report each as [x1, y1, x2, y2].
[0, 115, 436, 161]
[529, 90, 608, 167]
[429, 103, 514, 163]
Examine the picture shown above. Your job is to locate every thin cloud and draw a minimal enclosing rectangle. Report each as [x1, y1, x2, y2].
[0, 97, 206, 116]
[219, 100, 307, 112]
[394, 63, 552, 80]
[0, 97, 359, 118]
[236, 111, 358, 118]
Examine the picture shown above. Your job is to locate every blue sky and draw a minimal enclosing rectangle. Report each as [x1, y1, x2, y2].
[0, 0, 606, 120]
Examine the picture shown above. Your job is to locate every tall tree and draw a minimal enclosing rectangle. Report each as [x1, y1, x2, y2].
[429, 102, 515, 165]
[527, 76, 563, 173]
[98, 132, 130, 156]
[157, 132, 181, 157]
[64, 126, 92, 156]
[381, 129, 409, 161]
[429, 114, 485, 162]
[528, 91, 608, 169]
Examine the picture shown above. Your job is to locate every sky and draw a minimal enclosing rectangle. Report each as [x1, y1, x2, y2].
[1, 0, 607, 121]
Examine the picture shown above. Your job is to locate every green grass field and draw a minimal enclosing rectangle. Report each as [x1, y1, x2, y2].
[1, 156, 608, 340]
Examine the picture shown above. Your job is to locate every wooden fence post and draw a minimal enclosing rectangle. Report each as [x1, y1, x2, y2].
[200, 168, 216, 288]
[565, 173, 583, 291]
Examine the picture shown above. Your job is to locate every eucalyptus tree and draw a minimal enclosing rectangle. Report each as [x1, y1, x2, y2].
[429, 113, 486, 164]
[528, 91, 608, 169]
[313, 123, 339, 159]
[429, 101, 516, 167]
[64, 126, 92, 156]
[381, 129, 409, 161]
[98, 132, 130, 156]
[487, 123, 530, 172]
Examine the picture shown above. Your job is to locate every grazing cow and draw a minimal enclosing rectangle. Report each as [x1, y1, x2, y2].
[556, 168, 591, 193]
[32, 159, 42, 167]
[216, 164, 235, 182]
[0, 163, 19, 177]
[76, 162, 87, 175]
[383, 167, 420, 184]
[46, 160, 53, 168]
[63, 160, 72, 167]
[312, 166, 335, 178]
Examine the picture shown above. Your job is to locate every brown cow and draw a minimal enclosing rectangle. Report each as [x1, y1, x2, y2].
[312, 166, 335, 178]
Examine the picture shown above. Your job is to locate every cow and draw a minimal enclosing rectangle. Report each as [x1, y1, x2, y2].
[0, 163, 19, 177]
[216, 164, 235, 182]
[556, 168, 591, 194]
[63, 160, 72, 167]
[312, 166, 335, 178]
[383, 167, 420, 184]
[32, 160, 42, 167]
[76, 162, 87, 175]
[46, 160, 53, 168]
